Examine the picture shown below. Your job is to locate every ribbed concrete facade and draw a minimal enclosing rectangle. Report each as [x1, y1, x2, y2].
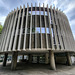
[0, 3, 75, 70]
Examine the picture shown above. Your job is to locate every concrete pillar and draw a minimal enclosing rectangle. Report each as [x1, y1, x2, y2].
[66, 52, 72, 66]
[11, 52, 18, 70]
[3, 53, 8, 66]
[28, 54, 32, 63]
[49, 50, 56, 70]
[45, 53, 49, 64]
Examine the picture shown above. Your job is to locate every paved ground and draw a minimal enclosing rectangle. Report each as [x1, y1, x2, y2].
[0, 62, 75, 75]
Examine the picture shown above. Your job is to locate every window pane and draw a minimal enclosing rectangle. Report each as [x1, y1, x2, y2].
[45, 12, 47, 15]
[36, 27, 40, 33]
[41, 11, 44, 15]
[29, 11, 48, 15]
[41, 27, 45, 33]
[51, 28, 53, 37]
[46, 28, 50, 34]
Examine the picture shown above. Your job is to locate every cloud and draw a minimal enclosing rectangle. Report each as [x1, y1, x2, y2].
[70, 19, 75, 26]
[70, 19, 75, 40]
[0, 15, 6, 25]
[73, 34, 75, 40]
[53, 0, 58, 7]
[0, 0, 10, 10]
[63, 3, 75, 14]
[0, 0, 75, 40]
[41, 0, 49, 7]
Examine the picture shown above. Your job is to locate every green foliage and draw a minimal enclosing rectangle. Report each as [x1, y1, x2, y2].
[0, 24, 3, 34]
[28, 13, 31, 15]
[32, 28, 35, 32]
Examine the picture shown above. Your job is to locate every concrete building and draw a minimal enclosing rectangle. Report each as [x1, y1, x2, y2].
[0, 3, 75, 70]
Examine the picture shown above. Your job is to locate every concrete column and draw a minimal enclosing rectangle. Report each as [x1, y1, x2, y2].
[49, 50, 56, 70]
[11, 52, 18, 70]
[28, 54, 32, 63]
[3, 53, 8, 66]
[66, 52, 72, 66]
[45, 53, 49, 64]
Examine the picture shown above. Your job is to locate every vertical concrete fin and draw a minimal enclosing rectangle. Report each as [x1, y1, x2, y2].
[29, 3, 32, 50]
[50, 5, 59, 50]
[35, 2, 37, 49]
[43, 3, 49, 49]
[47, 4, 54, 50]
[1, 16, 9, 52]
[23, 3, 29, 50]
[53, 6, 55, 9]
[5, 11, 15, 51]
[39, 3, 43, 49]
[60, 12, 68, 50]
[13, 5, 22, 51]
[18, 4, 25, 50]
[20, 5, 22, 9]
[14, 9, 16, 11]
[56, 10, 65, 50]
[8, 7, 19, 51]
[56, 8, 58, 11]
[53, 7, 64, 50]
[0, 17, 7, 52]
[2, 15, 11, 52]
[50, 5, 52, 8]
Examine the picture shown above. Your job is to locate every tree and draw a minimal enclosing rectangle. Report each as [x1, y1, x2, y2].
[0, 23, 3, 34]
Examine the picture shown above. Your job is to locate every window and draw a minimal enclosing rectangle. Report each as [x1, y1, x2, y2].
[21, 27, 50, 34]
[46, 28, 50, 34]
[51, 28, 53, 37]
[41, 27, 45, 33]
[29, 11, 48, 15]
[36, 27, 40, 33]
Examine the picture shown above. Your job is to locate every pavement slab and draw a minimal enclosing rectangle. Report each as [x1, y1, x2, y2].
[0, 62, 75, 75]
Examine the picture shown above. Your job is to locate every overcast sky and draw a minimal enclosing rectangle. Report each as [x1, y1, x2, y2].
[0, 0, 75, 39]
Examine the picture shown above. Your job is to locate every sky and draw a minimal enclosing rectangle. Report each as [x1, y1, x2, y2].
[0, 0, 75, 40]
